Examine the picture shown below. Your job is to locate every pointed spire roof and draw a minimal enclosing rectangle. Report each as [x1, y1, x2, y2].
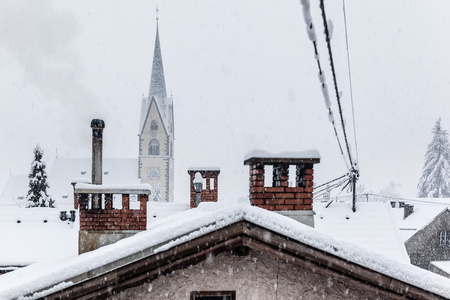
[148, 23, 167, 99]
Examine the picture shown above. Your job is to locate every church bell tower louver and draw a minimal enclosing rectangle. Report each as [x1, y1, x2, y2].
[138, 16, 174, 202]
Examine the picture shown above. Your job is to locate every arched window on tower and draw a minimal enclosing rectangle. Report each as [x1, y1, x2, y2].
[149, 139, 160, 155]
[151, 120, 158, 131]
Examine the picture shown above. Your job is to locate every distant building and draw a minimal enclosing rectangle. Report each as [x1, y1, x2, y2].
[138, 21, 174, 203]
[405, 208, 450, 276]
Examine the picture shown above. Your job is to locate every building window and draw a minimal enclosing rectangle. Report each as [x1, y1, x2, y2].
[149, 139, 160, 155]
[151, 120, 158, 131]
[190, 291, 236, 300]
[439, 231, 450, 246]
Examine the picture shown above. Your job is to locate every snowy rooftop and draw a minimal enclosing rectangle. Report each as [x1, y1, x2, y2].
[0, 157, 140, 209]
[0, 202, 188, 267]
[314, 201, 410, 263]
[1, 199, 449, 299]
[393, 198, 450, 241]
[0, 207, 77, 266]
[431, 261, 450, 276]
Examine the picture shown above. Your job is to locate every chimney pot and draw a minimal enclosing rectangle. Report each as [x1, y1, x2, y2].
[91, 119, 105, 186]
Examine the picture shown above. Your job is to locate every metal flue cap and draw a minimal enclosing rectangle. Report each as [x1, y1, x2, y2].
[91, 119, 105, 129]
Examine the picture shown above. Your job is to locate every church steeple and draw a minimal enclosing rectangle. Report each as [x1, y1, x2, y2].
[149, 21, 167, 99]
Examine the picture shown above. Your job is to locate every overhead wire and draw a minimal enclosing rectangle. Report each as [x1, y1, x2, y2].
[314, 173, 349, 190]
[299, 0, 350, 171]
[342, 0, 359, 165]
[300, 0, 360, 208]
[319, 0, 354, 169]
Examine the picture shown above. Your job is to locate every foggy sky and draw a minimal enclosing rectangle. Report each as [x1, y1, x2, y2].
[1, 0, 449, 202]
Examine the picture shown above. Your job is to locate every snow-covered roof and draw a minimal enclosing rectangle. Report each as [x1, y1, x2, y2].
[394, 198, 450, 241]
[1, 199, 449, 299]
[0, 207, 77, 267]
[0, 175, 28, 207]
[314, 201, 410, 263]
[431, 261, 450, 276]
[0, 157, 139, 209]
[0, 202, 188, 267]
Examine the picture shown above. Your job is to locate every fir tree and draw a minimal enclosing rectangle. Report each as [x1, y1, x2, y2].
[26, 144, 54, 207]
[417, 118, 450, 198]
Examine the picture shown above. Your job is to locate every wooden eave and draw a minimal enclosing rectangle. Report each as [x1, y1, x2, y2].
[42, 221, 447, 300]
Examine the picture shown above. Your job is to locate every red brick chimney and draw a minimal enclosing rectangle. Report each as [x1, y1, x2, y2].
[244, 150, 320, 227]
[188, 168, 220, 208]
[75, 119, 151, 254]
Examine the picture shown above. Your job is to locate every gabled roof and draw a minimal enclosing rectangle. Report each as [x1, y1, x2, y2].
[1, 201, 449, 299]
[138, 95, 172, 137]
[0, 175, 28, 206]
[405, 207, 450, 244]
[395, 199, 450, 241]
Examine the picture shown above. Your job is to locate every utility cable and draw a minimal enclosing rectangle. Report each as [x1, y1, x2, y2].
[342, 0, 359, 165]
[319, 0, 354, 169]
[299, 0, 350, 170]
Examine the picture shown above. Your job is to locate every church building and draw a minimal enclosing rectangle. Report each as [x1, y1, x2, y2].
[138, 21, 175, 202]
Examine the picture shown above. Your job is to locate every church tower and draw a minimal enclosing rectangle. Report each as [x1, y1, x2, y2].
[138, 19, 174, 202]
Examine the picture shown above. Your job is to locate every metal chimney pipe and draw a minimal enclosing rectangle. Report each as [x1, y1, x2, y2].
[91, 119, 105, 185]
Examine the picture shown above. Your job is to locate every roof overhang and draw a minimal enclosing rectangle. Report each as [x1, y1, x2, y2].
[40, 220, 445, 300]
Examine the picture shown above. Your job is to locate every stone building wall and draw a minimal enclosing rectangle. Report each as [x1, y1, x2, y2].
[405, 209, 450, 270]
[111, 250, 391, 300]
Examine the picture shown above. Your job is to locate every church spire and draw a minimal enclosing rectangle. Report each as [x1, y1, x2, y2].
[149, 14, 167, 99]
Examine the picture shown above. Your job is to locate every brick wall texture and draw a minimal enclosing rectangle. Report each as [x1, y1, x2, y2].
[249, 163, 314, 211]
[188, 170, 220, 209]
[78, 194, 147, 231]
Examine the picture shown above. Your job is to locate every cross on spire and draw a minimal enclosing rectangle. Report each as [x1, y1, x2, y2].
[156, 7, 159, 21]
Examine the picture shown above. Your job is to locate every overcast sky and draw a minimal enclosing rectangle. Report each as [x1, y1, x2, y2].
[1, 0, 450, 202]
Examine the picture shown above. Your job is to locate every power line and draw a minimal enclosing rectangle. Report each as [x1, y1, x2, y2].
[314, 173, 349, 190]
[319, 0, 354, 169]
[342, 0, 359, 165]
[301, 0, 360, 210]
[299, 0, 350, 171]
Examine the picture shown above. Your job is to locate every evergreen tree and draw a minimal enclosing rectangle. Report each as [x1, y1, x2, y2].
[26, 144, 54, 207]
[417, 118, 450, 198]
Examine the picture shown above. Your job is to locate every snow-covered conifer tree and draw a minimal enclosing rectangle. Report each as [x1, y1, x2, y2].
[26, 144, 54, 207]
[417, 118, 450, 198]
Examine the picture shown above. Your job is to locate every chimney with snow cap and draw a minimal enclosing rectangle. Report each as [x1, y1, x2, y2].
[244, 150, 320, 227]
